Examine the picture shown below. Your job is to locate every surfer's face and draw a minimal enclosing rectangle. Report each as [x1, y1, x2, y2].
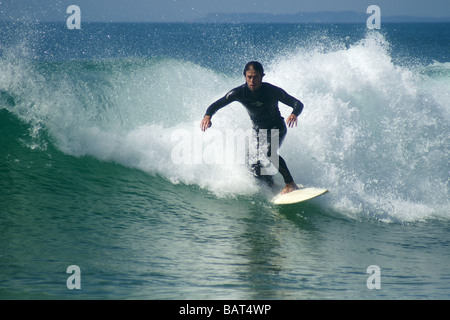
[245, 68, 263, 91]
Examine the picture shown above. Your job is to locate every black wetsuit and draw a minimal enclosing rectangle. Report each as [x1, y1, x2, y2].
[205, 82, 304, 185]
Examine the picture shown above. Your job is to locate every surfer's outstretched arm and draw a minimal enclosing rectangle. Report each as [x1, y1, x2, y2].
[201, 87, 240, 131]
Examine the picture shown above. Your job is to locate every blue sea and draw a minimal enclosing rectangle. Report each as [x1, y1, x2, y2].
[0, 22, 449, 300]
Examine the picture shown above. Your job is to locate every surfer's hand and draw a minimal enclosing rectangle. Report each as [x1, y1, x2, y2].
[200, 116, 212, 131]
[286, 114, 298, 128]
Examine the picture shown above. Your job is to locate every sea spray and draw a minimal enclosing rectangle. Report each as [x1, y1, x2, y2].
[1, 28, 448, 221]
[266, 31, 448, 221]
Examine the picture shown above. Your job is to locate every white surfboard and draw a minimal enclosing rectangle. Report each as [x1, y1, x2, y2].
[272, 185, 328, 205]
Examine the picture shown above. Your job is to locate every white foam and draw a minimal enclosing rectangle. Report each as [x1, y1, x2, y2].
[262, 32, 449, 221]
[2, 32, 448, 221]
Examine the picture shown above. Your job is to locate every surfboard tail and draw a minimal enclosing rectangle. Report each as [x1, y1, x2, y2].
[272, 186, 328, 205]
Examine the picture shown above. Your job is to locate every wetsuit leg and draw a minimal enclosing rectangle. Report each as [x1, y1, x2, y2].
[266, 124, 294, 184]
[250, 128, 274, 186]
[277, 155, 294, 184]
[251, 124, 294, 186]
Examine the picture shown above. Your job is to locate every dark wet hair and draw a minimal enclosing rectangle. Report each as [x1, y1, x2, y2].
[243, 61, 265, 76]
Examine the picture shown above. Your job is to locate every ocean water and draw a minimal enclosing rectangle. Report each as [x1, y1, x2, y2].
[0, 22, 449, 300]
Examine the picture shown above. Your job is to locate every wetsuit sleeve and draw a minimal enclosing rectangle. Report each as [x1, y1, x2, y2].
[277, 88, 304, 117]
[204, 88, 240, 118]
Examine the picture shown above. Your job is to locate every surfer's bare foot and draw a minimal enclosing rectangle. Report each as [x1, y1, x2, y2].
[280, 182, 298, 195]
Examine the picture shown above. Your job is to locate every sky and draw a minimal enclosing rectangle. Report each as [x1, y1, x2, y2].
[1, 0, 449, 22]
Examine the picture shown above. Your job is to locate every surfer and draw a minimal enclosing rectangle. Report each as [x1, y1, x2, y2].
[200, 61, 304, 194]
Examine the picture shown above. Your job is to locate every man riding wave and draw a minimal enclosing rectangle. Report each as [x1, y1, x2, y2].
[200, 61, 304, 194]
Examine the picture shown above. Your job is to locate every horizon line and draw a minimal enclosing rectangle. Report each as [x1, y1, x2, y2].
[1, 10, 449, 24]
